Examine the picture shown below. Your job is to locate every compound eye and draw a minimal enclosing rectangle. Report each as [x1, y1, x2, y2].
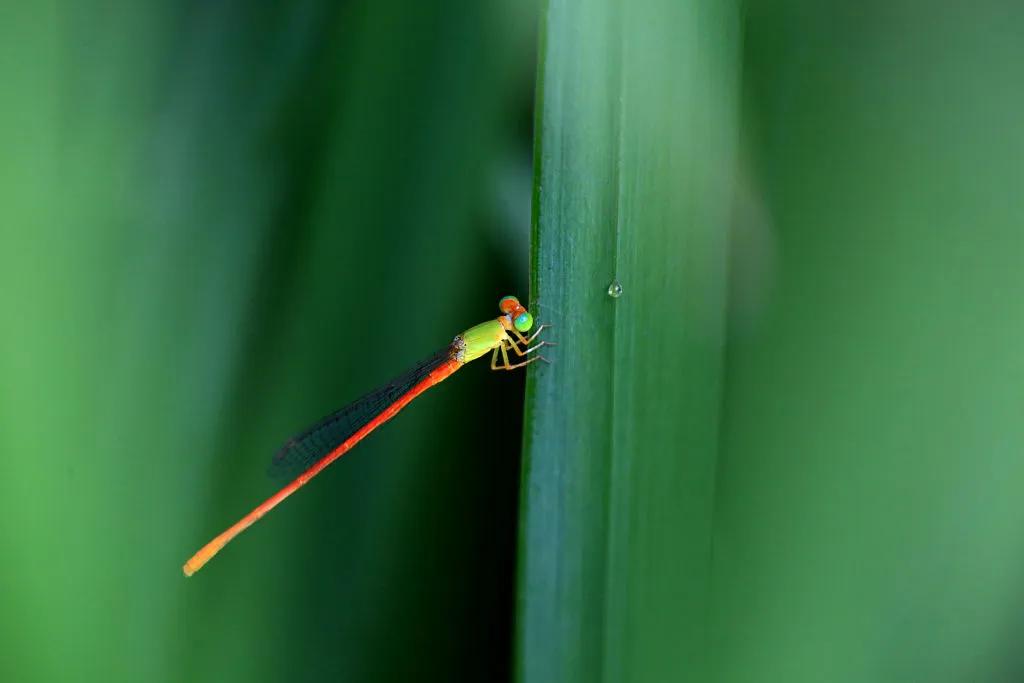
[514, 311, 534, 332]
[499, 295, 520, 314]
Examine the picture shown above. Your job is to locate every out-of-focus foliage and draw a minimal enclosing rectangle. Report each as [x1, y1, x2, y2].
[0, 2, 535, 682]
[713, 3, 1024, 681]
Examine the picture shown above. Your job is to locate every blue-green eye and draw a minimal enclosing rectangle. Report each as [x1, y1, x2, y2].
[514, 311, 534, 332]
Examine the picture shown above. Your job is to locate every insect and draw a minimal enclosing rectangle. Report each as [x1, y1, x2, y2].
[183, 295, 552, 576]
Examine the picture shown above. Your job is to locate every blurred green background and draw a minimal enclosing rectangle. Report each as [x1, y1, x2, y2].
[1, 2, 536, 681]
[715, 2, 1024, 681]
[2, 1, 1024, 682]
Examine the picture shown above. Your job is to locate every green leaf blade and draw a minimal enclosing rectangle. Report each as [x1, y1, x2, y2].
[517, 1, 741, 681]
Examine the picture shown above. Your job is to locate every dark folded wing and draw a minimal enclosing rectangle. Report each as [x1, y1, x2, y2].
[268, 345, 454, 480]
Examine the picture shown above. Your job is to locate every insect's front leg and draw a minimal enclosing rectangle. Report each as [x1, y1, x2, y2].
[507, 326, 556, 357]
[492, 340, 546, 370]
[511, 324, 552, 347]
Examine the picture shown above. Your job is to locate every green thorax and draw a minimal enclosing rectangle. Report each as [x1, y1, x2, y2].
[458, 319, 506, 363]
